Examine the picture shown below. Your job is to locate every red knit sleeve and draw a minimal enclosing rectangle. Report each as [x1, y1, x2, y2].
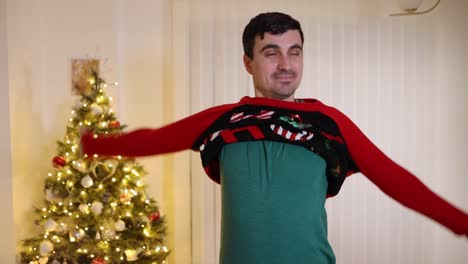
[323, 106, 468, 236]
[80, 103, 236, 157]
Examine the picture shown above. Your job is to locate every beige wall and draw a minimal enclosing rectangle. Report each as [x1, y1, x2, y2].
[6, 0, 468, 263]
[1, 0, 16, 263]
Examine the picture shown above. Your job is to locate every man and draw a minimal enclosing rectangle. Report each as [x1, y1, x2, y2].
[82, 12, 468, 264]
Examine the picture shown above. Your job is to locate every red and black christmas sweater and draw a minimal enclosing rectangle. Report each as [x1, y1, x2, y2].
[81, 96, 468, 236]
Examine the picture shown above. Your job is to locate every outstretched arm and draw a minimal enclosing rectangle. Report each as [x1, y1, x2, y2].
[80, 103, 236, 157]
[325, 107, 468, 237]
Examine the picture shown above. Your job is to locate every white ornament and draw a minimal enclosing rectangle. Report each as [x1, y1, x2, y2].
[90, 103, 103, 115]
[39, 240, 54, 256]
[91, 201, 103, 215]
[44, 219, 57, 232]
[114, 220, 126, 232]
[80, 175, 94, 188]
[38, 257, 49, 264]
[95, 231, 101, 239]
[78, 204, 90, 214]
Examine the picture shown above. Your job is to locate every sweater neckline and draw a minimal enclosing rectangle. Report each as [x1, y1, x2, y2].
[239, 96, 324, 111]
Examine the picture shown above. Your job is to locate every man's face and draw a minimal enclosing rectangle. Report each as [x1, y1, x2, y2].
[244, 30, 303, 102]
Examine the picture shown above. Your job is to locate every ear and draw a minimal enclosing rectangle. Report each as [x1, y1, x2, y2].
[243, 54, 253, 75]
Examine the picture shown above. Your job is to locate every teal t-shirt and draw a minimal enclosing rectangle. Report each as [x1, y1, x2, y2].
[219, 141, 335, 264]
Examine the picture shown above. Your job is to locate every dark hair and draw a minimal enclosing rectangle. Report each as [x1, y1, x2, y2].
[242, 12, 304, 59]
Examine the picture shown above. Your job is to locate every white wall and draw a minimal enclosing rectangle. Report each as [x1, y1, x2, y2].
[7, 0, 468, 263]
[8, 0, 191, 263]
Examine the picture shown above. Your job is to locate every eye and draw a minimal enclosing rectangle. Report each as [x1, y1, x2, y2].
[290, 50, 302, 56]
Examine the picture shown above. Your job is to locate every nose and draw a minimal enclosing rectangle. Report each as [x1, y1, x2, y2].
[277, 54, 292, 70]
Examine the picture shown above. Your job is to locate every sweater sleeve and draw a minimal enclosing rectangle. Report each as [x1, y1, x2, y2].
[80, 104, 234, 157]
[325, 106, 468, 236]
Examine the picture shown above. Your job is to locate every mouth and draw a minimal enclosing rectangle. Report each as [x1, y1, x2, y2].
[273, 71, 296, 81]
[274, 74, 295, 81]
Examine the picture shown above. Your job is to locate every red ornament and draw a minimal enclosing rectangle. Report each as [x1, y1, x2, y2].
[109, 121, 120, 128]
[91, 257, 107, 264]
[149, 211, 160, 222]
[52, 156, 67, 168]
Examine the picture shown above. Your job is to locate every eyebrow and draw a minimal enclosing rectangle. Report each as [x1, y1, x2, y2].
[260, 44, 303, 53]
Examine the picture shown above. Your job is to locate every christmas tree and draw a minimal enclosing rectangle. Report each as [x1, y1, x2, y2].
[20, 70, 170, 264]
